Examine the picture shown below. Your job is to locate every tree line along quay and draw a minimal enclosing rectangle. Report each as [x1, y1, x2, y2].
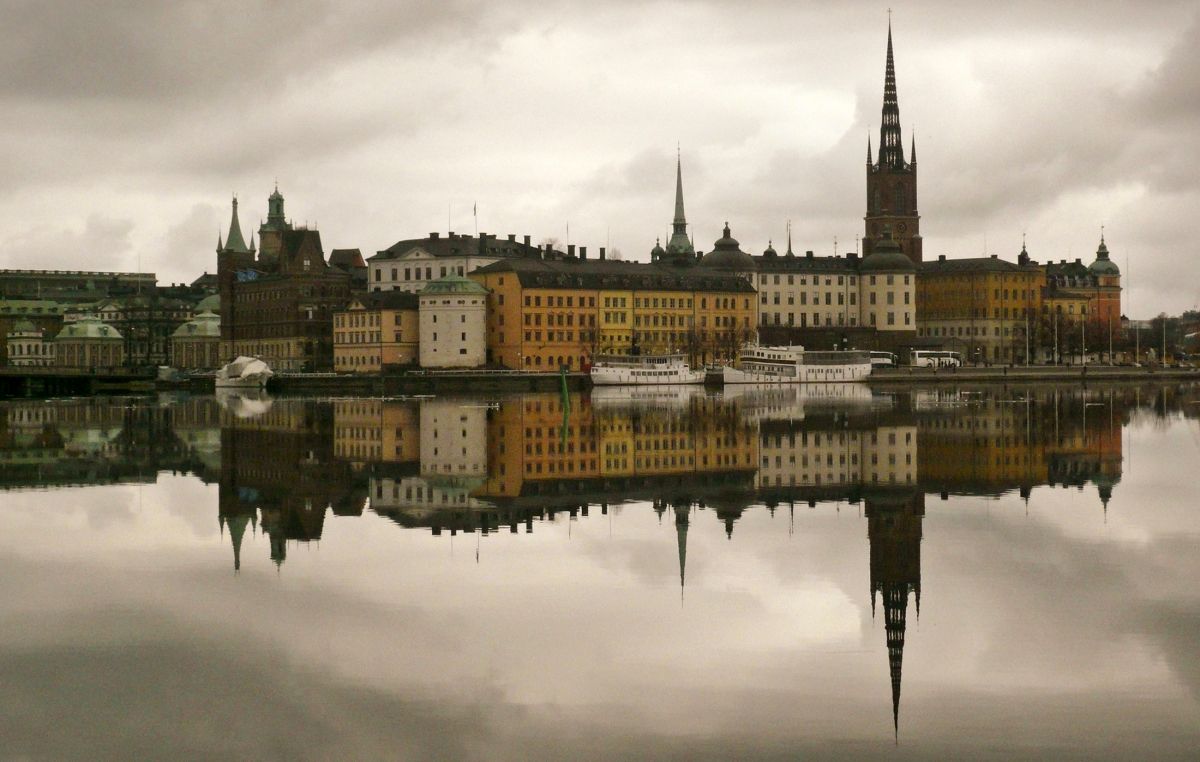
[2, 23, 1193, 383]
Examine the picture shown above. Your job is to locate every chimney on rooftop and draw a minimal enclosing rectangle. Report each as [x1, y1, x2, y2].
[448, 231, 455, 238]
[568, 244, 576, 257]
[991, 254, 998, 259]
[508, 234, 515, 242]
[806, 250, 813, 258]
[939, 254, 947, 261]
[580, 246, 587, 260]
[599, 247, 606, 260]
[523, 235, 531, 247]
[430, 232, 440, 239]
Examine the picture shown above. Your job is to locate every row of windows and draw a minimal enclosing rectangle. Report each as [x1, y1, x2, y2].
[375, 265, 466, 281]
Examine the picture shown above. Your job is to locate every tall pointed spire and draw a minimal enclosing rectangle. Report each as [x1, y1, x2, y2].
[664, 147, 695, 258]
[674, 504, 689, 598]
[673, 146, 686, 226]
[910, 133, 917, 164]
[878, 19, 906, 169]
[867, 135, 873, 165]
[224, 195, 251, 254]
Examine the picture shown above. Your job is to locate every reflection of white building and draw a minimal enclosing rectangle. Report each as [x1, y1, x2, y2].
[419, 400, 487, 478]
[369, 474, 487, 513]
[756, 424, 917, 489]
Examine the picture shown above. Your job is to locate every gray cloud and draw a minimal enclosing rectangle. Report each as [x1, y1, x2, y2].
[0, 1, 1198, 312]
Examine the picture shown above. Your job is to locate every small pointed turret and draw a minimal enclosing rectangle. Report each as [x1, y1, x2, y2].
[867, 135, 873, 165]
[674, 504, 690, 595]
[223, 195, 251, 254]
[910, 134, 917, 164]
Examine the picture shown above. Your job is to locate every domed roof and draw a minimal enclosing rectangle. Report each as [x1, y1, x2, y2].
[56, 316, 122, 340]
[763, 240, 777, 257]
[650, 238, 666, 259]
[419, 274, 489, 296]
[195, 293, 220, 313]
[173, 310, 221, 338]
[700, 222, 756, 271]
[1088, 236, 1121, 276]
[861, 228, 915, 272]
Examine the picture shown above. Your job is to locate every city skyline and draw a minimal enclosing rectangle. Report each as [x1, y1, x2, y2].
[1, 2, 1197, 314]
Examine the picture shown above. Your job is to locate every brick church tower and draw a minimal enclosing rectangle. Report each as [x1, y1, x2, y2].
[864, 22, 922, 265]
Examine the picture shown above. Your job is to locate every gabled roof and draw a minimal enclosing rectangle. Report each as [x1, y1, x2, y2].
[329, 248, 367, 270]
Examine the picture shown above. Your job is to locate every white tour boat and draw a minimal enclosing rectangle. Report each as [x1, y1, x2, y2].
[589, 354, 705, 386]
[215, 356, 274, 390]
[707, 345, 872, 385]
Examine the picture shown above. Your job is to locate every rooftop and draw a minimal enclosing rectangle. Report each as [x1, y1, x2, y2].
[473, 257, 756, 294]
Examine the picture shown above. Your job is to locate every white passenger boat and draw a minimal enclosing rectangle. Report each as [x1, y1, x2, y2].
[589, 354, 704, 386]
[707, 345, 872, 385]
[215, 356, 274, 389]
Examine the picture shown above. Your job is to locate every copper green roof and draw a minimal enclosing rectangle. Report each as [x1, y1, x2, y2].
[195, 293, 220, 312]
[55, 316, 122, 340]
[223, 196, 252, 254]
[419, 274, 489, 296]
[173, 310, 220, 338]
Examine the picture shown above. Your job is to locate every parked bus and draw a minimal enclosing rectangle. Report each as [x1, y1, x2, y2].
[869, 351, 898, 368]
[911, 350, 962, 368]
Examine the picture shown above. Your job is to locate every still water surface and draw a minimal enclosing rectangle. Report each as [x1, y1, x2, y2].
[2, 383, 1199, 759]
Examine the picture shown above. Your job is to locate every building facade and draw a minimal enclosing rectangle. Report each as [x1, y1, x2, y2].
[418, 275, 489, 368]
[368, 232, 544, 293]
[171, 311, 222, 370]
[5, 320, 52, 366]
[333, 291, 419, 373]
[916, 253, 1044, 363]
[470, 253, 757, 370]
[53, 316, 124, 369]
[217, 192, 353, 371]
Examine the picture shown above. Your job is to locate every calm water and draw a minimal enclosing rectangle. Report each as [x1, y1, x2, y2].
[2, 383, 1199, 760]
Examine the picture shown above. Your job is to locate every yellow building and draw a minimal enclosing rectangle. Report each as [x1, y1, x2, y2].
[470, 255, 757, 369]
[916, 254, 1044, 363]
[333, 291, 419, 373]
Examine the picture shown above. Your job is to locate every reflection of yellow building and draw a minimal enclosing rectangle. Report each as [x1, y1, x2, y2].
[333, 399, 419, 465]
[470, 257, 757, 369]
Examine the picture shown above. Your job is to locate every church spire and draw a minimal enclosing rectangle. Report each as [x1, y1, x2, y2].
[867, 135, 873, 165]
[224, 195, 251, 254]
[878, 20, 906, 169]
[673, 147, 686, 227]
[664, 147, 695, 258]
[674, 504, 689, 599]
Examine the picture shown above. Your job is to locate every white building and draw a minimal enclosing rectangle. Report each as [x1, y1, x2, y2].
[418, 275, 488, 368]
[6, 320, 52, 366]
[368, 232, 543, 293]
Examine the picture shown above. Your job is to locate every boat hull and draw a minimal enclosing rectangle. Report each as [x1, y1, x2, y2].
[708, 362, 871, 385]
[590, 367, 705, 386]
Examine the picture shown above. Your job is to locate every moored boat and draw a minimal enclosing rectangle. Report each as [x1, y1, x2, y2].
[589, 354, 704, 386]
[707, 345, 871, 385]
[215, 356, 274, 389]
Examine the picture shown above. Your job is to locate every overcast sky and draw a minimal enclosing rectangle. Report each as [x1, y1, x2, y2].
[1, 0, 1197, 315]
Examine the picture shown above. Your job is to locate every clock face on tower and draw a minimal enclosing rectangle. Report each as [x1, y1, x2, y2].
[897, 222, 907, 233]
